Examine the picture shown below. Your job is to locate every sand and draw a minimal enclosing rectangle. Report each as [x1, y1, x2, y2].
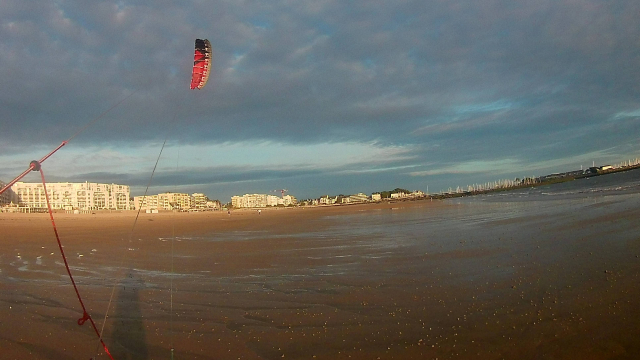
[1, 197, 639, 359]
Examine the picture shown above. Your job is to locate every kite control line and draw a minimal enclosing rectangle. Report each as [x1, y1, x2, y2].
[36, 162, 114, 359]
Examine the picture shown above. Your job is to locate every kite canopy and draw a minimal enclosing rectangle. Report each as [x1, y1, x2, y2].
[190, 39, 212, 90]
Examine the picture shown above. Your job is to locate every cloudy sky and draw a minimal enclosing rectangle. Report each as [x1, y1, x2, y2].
[1, 0, 639, 201]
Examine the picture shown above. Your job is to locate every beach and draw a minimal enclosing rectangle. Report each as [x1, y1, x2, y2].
[1, 180, 640, 359]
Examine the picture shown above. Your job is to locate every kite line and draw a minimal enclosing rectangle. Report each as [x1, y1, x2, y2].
[37, 164, 115, 360]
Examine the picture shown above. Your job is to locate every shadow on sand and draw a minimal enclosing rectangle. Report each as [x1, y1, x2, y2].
[108, 269, 149, 360]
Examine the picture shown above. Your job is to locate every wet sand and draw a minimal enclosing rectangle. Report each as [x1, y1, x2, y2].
[1, 197, 639, 359]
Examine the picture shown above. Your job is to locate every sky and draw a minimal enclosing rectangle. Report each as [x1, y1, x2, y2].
[1, 0, 639, 202]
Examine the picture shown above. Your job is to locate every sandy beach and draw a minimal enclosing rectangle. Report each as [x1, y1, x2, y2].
[1, 194, 639, 359]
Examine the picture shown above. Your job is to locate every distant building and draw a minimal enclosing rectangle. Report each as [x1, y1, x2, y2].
[390, 192, 407, 199]
[132, 192, 220, 211]
[9, 182, 130, 210]
[232, 194, 269, 208]
[231, 193, 297, 208]
[0, 181, 15, 206]
[160, 192, 192, 210]
[191, 193, 208, 209]
[266, 195, 280, 207]
[133, 194, 159, 211]
[134, 192, 191, 211]
[319, 196, 337, 205]
[205, 199, 221, 210]
[389, 190, 425, 200]
[371, 193, 382, 201]
[348, 193, 369, 203]
[282, 194, 297, 206]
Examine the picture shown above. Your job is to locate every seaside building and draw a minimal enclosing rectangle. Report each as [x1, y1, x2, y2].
[192, 193, 208, 209]
[371, 193, 382, 201]
[205, 199, 221, 210]
[340, 193, 369, 204]
[390, 191, 407, 199]
[159, 192, 192, 210]
[9, 182, 130, 210]
[266, 194, 280, 207]
[189, 193, 220, 211]
[350, 193, 369, 203]
[282, 194, 297, 206]
[231, 193, 297, 208]
[232, 194, 271, 208]
[318, 196, 338, 205]
[388, 190, 426, 200]
[132, 192, 220, 212]
[133, 192, 191, 211]
[0, 181, 16, 206]
[133, 195, 159, 211]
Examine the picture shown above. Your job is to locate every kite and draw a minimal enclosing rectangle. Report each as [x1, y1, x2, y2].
[190, 39, 212, 90]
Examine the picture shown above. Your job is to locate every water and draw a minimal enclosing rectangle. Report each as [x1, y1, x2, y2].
[468, 167, 640, 201]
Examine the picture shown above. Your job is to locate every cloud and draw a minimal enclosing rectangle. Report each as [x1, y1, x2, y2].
[613, 109, 640, 120]
[410, 159, 521, 177]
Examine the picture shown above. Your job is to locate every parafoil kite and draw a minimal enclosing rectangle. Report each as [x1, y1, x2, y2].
[190, 39, 212, 90]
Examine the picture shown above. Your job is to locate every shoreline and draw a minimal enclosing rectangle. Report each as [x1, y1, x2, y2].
[5, 163, 639, 218]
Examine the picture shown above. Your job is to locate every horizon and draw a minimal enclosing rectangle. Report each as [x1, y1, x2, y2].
[4, 156, 636, 203]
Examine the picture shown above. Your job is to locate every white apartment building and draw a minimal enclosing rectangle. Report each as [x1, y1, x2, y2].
[319, 196, 338, 205]
[282, 194, 297, 206]
[192, 193, 208, 209]
[134, 192, 192, 211]
[231, 194, 270, 208]
[133, 194, 160, 211]
[10, 182, 130, 210]
[231, 193, 297, 208]
[348, 193, 369, 203]
[159, 192, 192, 210]
[390, 190, 425, 199]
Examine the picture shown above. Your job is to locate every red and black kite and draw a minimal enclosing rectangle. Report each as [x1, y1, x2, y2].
[190, 39, 212, 90]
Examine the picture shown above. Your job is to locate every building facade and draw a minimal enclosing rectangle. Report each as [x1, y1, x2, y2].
[133, 192, 218, 211]
[0, 181, 14, 206]
[9, 182, 130, 210]
[231, 193, 297, 208]
[159, 192, 192, 210]
[192, 193, 208, 209]
[348, 193, 369, 203]
[133, 194, 160, 211]
[134, 192, 191, 211]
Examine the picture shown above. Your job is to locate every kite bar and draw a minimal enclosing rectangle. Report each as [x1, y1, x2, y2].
[0, 141, 67, 195]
